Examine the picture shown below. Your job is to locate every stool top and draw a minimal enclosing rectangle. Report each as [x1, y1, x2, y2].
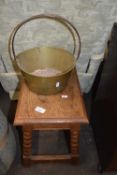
[14, 70, 89, 126]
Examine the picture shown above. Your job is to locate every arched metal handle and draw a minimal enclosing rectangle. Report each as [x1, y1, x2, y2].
[8, 14, 81, 62]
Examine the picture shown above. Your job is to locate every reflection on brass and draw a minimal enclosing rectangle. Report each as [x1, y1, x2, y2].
[8, 14, 81, 95]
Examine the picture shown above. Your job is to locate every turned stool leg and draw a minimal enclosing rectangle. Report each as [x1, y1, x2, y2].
[22, 126, 32, 166]
[70, 126, 80, 163]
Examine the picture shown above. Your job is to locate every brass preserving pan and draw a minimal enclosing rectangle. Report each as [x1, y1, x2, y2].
[8, 14, 81, 95]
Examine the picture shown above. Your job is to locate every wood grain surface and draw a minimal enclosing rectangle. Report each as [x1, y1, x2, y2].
[14, 69, 88, 126]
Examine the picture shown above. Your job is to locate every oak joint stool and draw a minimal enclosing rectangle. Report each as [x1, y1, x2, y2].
[13, 70, 89, 166]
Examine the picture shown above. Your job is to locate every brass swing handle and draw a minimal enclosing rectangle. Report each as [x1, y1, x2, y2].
[8, 14, 81, 62]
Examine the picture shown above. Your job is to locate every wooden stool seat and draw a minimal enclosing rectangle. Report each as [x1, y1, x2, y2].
[13, 70, 89, 165]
